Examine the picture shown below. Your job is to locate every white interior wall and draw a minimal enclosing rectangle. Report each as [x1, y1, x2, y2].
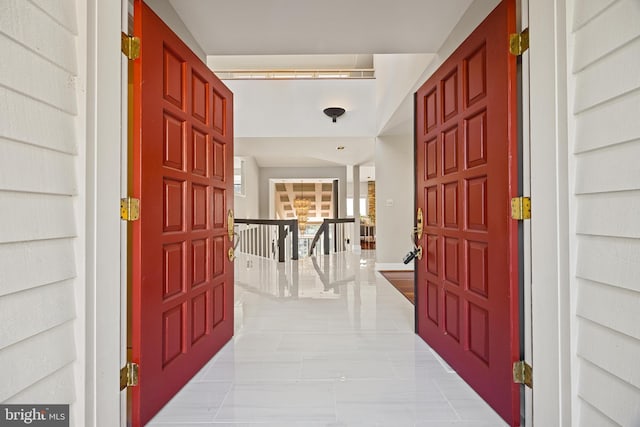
[346, 182, 368, 200]
[567, 0, 640, 425]
[234, 156, 260, 219]
[220, 78, 376, 138]
[374, 54, 435, 135]
[347, 181, 368, 197]
[374, 135, 413, 270]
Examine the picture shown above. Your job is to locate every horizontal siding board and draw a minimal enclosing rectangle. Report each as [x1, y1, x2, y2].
[574, 36, 640, 113]
[572, 0, 640, 423]
[573, 0, 640, 72]
[28, 0, 78, 35]
[0, 138, 77, 195]
[0, 34, 77, 115]
[0, 321, 75, 402]
[574, 139, 640, 194]
[576, 236, 640, 294]
[578, 359, 640, 426]
[0, 0, 80, 411]
[0, 239, 76, 297]
[574, 88, 640, 153]
[5, 363, 75, 404]
[0, 87, 77, 154]
[578, 399, 619, 427]
[575, 191, 640, 238]
[0, 0, 77, 74]
[572, 0, 617, 30]
[576, 278, 640, 340]
[0, 192, 76, 243]
[577, 318, 640, 389]
[0, 280, 75, 350]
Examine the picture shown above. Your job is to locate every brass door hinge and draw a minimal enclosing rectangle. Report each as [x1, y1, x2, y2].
[509, 28, 529, 56]
[511, 197, 531, 220]
[120, 197, 140, 221]
[121, 32, 140, 60]
[120, 362, 139, 390]
[513, 360, 533, 388]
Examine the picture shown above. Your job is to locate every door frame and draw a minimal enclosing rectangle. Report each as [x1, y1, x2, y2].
[516, 0, 533, 424]
[84, 0, 126, 425]
[121, 1, 132, 425]
[85, 1, 571, 426]
[528, 0, 572, 425]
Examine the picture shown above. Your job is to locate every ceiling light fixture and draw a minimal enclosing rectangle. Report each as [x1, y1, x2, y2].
[294, 182, 310, 233]
[324, 107, 346, 123]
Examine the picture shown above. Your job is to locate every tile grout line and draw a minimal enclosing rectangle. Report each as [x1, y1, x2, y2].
[210, 379, 235, 422]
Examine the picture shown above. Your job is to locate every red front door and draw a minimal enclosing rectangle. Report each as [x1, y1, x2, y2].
[130, 2, 234, 425]
[415, 1, 519, 425]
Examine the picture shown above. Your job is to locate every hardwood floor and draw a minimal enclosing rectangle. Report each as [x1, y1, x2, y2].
[379, 270, 414, 304]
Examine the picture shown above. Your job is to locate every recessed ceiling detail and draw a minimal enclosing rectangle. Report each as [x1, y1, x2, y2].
[274, 182, 335, 220]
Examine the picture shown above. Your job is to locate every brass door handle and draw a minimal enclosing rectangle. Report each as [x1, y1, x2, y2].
[227, 210, 234, 242]
[228, 247, 235, 262]
[415, 208, 424, 241]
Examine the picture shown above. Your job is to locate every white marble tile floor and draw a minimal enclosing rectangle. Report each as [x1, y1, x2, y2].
[148, 250, 508, 427]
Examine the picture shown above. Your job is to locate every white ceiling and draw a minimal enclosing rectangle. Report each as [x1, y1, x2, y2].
[163, 0, 477, 179]
[169, 0, 474, 56]
[235, 137, 375, 168]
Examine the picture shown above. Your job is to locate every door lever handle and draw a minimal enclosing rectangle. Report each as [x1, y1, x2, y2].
[403, 245, 423, 264]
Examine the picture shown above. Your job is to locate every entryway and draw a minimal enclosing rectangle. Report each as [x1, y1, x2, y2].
[148, 250, 507, 425]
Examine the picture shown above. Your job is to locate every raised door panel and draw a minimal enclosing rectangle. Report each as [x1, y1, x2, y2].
[131, 2, 234, 425]
[414, 1, 519, 424]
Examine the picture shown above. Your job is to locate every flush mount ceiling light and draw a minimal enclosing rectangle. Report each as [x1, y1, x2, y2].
[323, 107, 346, 123]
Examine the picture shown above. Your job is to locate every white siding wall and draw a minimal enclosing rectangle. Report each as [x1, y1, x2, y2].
[570, 0, 640, 425]
[0, 0, 80, 417]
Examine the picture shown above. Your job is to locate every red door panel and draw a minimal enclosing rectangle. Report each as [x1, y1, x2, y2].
[415, 1, 519, 425]
[131, 2, 234, 425]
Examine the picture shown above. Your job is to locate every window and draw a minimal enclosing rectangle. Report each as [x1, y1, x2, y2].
[347, 197, 367, 217]
[234, 158, 245, 196]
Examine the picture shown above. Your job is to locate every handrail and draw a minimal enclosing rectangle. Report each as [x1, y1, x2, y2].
[309, 218, 355, 255]
[235, 218, 299, 261]
[308, 222, 328, 256]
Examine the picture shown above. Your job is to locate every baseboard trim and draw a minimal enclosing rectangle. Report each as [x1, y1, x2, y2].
[375, 262, 414, 272]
